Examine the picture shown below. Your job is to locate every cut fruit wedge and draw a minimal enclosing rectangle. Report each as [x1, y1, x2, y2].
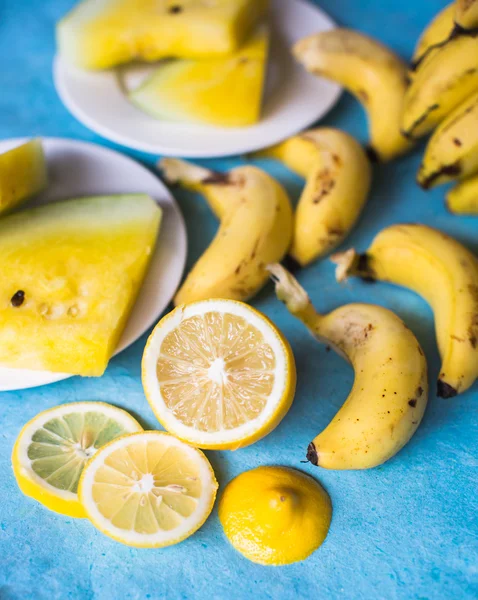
[0, 139, 48, 215]
[142, 299, 296, 450]
[12, 402, 143, 518]
[129, 24, 270, 127]
[78, 431, 218, 548]
[0, 194, 161, 376]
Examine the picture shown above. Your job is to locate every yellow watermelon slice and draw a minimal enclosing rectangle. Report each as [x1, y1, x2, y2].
[130, 24, 270, 127]
[57, 0, 269, 70]
[0, 194, 161, 377]
[0, 139, 48, 215]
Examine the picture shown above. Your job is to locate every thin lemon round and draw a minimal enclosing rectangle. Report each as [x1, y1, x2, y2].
[78, 431, 218, 548]
[12, 401, 142, 518]
[219, 466, 332, 565]
[142, 299, 296, 450]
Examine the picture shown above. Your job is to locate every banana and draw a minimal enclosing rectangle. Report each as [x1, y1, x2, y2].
[255, 128, 371, 266]
[418, 90, 478, 188]
[447, 175, 478, 214]
[411, 3, 455, 70]
[402, 34, 478, 139]
[456, 0, 478, 31]
[159, 158, 293, 305]
[292, 29, 413, 162]
[332, 224, 478, 397]
[268, 264, 428, 470]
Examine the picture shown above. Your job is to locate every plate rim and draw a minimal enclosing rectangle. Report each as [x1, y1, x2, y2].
[0, 136, 187, 391]
[52, 0, 342, 157]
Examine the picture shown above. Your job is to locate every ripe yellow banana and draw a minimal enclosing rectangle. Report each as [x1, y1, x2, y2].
[447, 175, 478, 214]
[255, 128, 371, 266]
[332, 224, 478, 397]
[268, 264, 428, 470]
[159, 158, 293, 304]
[293, 29, 413, 162]
[418, 90, 478, 188]
[411, 3, 455, 70]
[456, 0, 478, 30]
[402, 34, 478, 139]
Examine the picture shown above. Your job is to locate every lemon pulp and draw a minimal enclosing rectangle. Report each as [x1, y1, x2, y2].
[79, 431, 218, 547]
[12, 402, 142, 518]
[156, 311, 276, 432]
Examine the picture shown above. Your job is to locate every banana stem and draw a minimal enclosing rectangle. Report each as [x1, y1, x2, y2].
[267, 264, 322, 333]
[159, 158, 213, 191]
[331, 248, 375, 282]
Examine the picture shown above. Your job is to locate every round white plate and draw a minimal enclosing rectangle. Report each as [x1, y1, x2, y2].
[0, 137, 187, 391]
[53, 0, 341, 157]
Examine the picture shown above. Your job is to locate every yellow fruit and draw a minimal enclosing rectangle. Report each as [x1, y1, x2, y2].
[159, 159, 293, 304]
[130, 24, 269, 127]
[269, 264, 428, 470]
[456, 0, 478, 31]
[0, 194, 161, 376]
[57, 0, 269, 70]
[333, 224, 478, 397]
[12, 402, 143, 518]
[411, 3, 455, 69]
[142, 299, 296, 450]
[255, 128, 371, 265]
[78, 431, 218, 547]
[219, 466, 332, 565]
[0, 139, 47, 215]
[447, 175, 478, 214]
[293, 29, 413, 161]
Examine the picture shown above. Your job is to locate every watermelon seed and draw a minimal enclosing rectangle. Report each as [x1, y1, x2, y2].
[11, 291, 25, 307]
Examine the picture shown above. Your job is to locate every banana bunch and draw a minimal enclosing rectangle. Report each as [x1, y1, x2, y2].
[255, 128, 371, 266]
[332, 224, 478, 398]
[159, 158, 293, 305]
[268, 263, 428, 470]
[404, 0, 478, 211]
[292, 29, 413, 162]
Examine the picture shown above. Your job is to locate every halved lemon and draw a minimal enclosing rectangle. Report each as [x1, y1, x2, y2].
[142, 299, 296, 450]
[12, 402, 142, 518]
[78, 431, 218, 548]
[219, 466, 332, 565]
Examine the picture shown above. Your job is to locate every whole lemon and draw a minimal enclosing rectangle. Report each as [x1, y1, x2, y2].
[219, 466, 332, 565]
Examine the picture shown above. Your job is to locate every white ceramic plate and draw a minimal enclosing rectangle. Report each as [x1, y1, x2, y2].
[0, 137, 187, 391]
[53, 0, 341, 157]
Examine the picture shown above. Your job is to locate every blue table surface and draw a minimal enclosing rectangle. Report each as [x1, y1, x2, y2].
[1, 1, 477, 599]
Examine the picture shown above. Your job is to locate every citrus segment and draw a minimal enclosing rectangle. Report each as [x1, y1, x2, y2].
[79, 431, 218, 547]
[12, 402, 143, 518]
[142, 300, 296, 450]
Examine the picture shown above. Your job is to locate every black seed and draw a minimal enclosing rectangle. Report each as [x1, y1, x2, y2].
[11, 290, 25, 307]
[168, 5, 183, 14]
[306, 442, 318, 466]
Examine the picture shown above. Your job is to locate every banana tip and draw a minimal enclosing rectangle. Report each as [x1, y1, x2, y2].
[306, 442, 318, 466]
[437, 380, 458, 399]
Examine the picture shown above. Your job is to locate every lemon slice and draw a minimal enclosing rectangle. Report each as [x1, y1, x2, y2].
[142, 299, 296, 450]
[12, 402, 142, 518]
[78, 431, 218, 548]
[219, 466, 332, 565]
